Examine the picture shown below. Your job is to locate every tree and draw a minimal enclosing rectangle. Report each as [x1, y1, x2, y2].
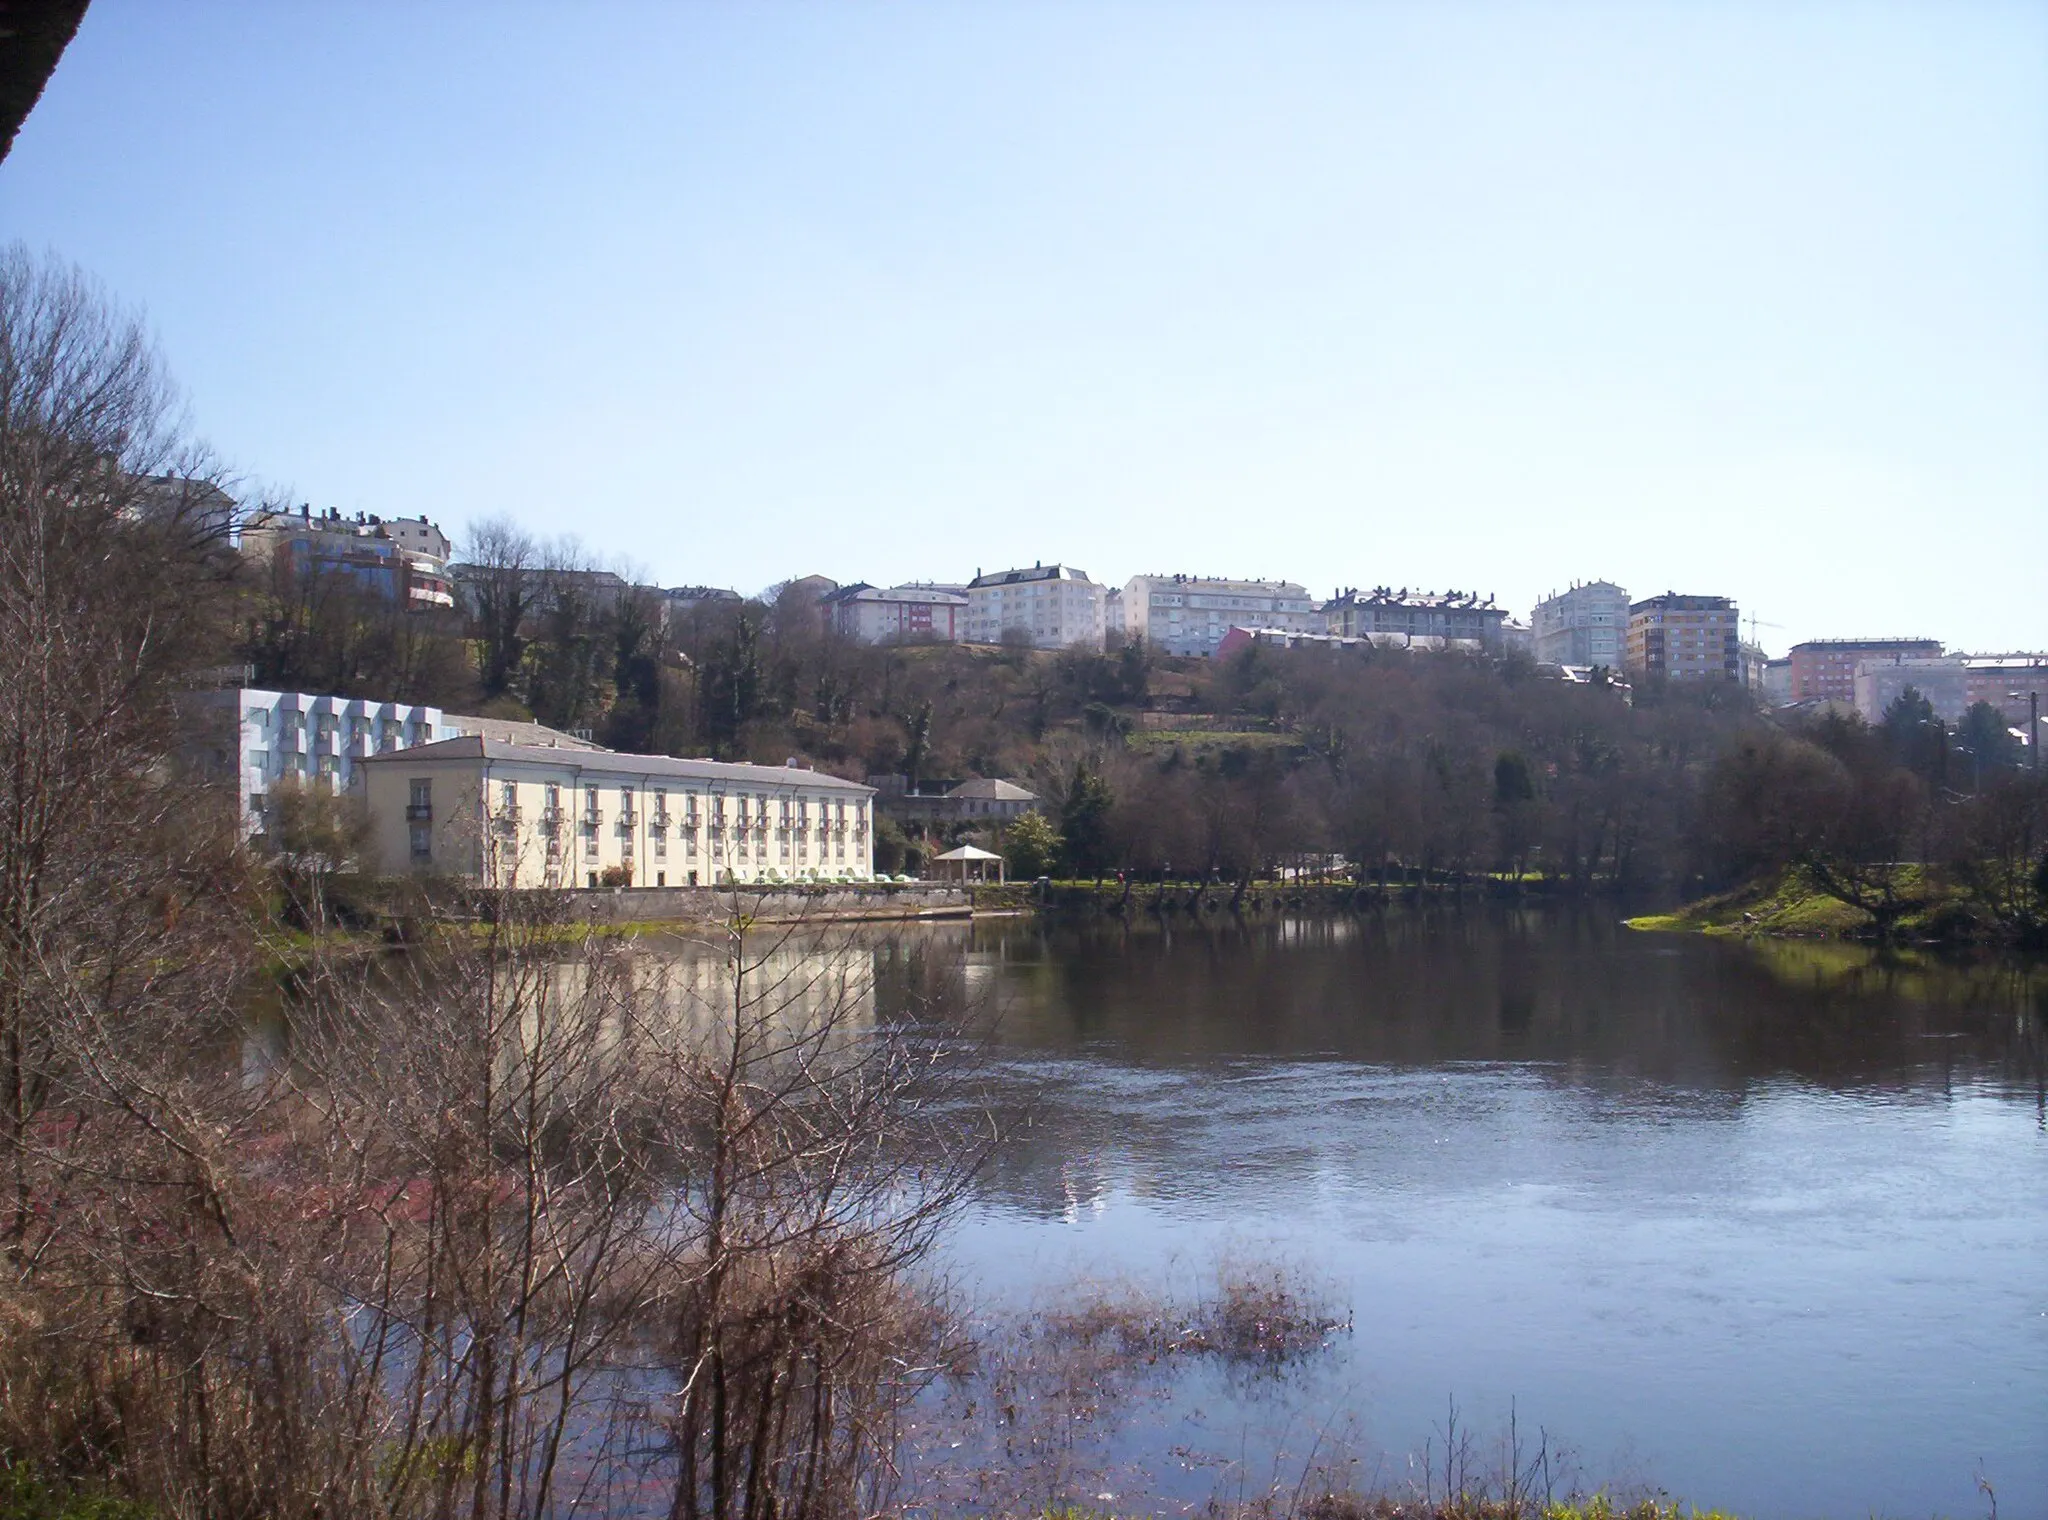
[1880, 686, 1947, 785]
[1492, 749, 1541, 878]
[463, 517, 539, 701]
[0, 244, 246, 1248]
[1002, 810, 1062, 880]
[255, 774, 370, 929]
[1956, 701, 2019, 783]
[1944, 774, 2048, 943]
[900, 700, 934, 790]
[1701, 728, 1929, 938]
[1060, 761, 1116, 881]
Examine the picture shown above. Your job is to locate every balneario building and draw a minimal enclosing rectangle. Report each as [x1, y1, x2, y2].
[361, 737, 875, 889]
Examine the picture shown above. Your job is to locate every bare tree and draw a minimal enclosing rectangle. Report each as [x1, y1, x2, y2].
[0, 243, 243, 1252]
[464, 517, 540, 702]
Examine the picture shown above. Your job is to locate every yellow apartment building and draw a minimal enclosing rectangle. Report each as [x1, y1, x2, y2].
[360, 737, 876, 888]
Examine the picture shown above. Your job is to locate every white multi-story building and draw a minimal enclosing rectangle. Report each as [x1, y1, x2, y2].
[360, 738, 875, 888]
[1853, 656, 1971, 724]
[1122, 575, 1320, 657]
[964, 565, 1106, 651]
[182, 688, 452, 834]
[822, 583, 968, 643]
[1531, 581, 1630, 669]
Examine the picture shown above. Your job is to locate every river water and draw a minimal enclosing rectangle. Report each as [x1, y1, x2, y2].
[880, 909, 2048, 1520]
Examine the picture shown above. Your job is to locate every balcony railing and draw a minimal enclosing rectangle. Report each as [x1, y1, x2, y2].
[617, 810, 638, 830]
[492, 808, 523, 832]
[405, 803, 433, 822]
[539, 807, 564, 832]
[582, 810, 604, 830]
[651, 812, 671, 831]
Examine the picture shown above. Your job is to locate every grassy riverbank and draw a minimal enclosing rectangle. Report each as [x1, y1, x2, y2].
[1623, 866, 1999, 943]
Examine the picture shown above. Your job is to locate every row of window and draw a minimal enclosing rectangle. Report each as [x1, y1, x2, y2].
[404, 778, 868, 832]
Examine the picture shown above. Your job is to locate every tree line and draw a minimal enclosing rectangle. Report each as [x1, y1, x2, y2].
[225, 469, 2046, 934]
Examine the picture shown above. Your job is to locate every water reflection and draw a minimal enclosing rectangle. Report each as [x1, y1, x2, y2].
[905, 910, 2048, 1520]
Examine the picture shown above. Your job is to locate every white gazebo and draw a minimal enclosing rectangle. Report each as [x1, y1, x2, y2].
[931, 843, 1006, 883]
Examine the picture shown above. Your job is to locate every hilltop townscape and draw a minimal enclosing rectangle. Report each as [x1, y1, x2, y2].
[161, 489, 2042, 935]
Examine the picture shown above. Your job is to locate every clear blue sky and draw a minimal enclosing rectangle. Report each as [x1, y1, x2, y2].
[4, 1, 2045, 653]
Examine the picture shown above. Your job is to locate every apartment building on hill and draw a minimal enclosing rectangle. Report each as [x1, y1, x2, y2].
[1532, 581, 1629, 669]
[1787, 638, 1944, 704]
[964, 565, 1107, 651]
[1122, 575, 1320, 657]
[241, 506, 454, 610]
[1322, 588, 1509, 651]
[1625, 594, 1740, 682]
[822, 583, 967, 643]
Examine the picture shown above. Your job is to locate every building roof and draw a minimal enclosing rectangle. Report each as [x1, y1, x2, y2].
[1128, 574, 1311, 595]
[1789, 637, 1943, 652]
[946, 778, 1038, 802]
[1324, 586, 1502, 611]
[1629, 592, 1735, 613]
[442, 713, 606, 750]
[968, 565, 1095, 588]
[361, 736, 873, 793]
[933, 844, 1004, 861]
[824, 582, 969, 607]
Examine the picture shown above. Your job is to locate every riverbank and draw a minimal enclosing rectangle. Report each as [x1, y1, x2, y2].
[969, 875, 1597, 916]
[1623, 866, 2032, 945]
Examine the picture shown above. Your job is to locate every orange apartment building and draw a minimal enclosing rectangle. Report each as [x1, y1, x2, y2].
[1625, 593, 1740, 683]
[1787, 638, 1943, 704]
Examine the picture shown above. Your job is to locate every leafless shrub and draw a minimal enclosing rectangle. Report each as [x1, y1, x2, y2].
[919, 1262, 1348, 1515]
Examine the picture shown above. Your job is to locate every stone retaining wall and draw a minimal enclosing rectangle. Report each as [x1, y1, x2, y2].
[562, 883, 972, 924]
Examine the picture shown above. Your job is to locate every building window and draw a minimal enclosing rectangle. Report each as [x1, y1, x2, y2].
[409, 823, 431, 859]
[407, 778, 432, 821]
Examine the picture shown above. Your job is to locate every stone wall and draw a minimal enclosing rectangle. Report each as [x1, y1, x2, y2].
[561, 882, 971, 924]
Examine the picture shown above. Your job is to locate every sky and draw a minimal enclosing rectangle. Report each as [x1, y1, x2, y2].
[3, 0, 2045, 653]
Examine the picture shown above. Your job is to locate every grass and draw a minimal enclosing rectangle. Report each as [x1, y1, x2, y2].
[0, 1461, 154, 1520]
[1125, 729, 1302, 752]
[1625, 865, 1962, 941]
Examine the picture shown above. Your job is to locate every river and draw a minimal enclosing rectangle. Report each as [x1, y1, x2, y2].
[874, 908, 2048, 1520]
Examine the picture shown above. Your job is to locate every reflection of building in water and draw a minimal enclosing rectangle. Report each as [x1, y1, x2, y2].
[632, 935, 877, 1046]
[511, 936, 880, 1062]
[1060, 1159, 1111, 1225]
